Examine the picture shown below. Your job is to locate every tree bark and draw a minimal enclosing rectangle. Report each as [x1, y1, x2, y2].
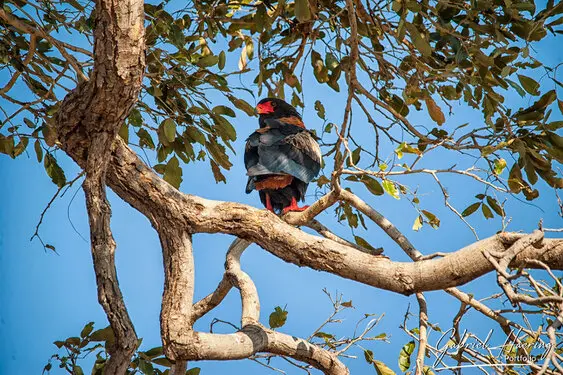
[55, 0, 145, 373]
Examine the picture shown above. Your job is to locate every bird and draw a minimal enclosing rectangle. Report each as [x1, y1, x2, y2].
[244, 98, 322, 214]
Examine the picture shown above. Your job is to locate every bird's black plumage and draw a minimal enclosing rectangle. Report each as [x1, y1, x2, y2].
[245, 98, 321, 213]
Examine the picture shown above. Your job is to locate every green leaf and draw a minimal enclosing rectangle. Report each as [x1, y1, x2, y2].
[206, 138, 233, 169]
[314, 100, 326, 119]
[229, 97, 255, 116]
[494, 158, 507, 175]
[152, 357, 173, 367]
[361, 176, 384, 196]
[186, 368, 201, 375]
[398, 341, 415, 372]
[354, 235, 378, 252]
[374, 360, 396, 375]
[481, 203, 494, 219]
[72, 365, 84, 375]
[295, 0, 311, 22]
[218, 51, 226, 70]
[0, 135, 14, 156]
[395, 142, 422, 158]
[269, 306, 288, 329]
[508, 164, 525, 193]
[406, 23, 432, 57]
[197, 54, 219, 68]
[144, 346, 163, 359]
[89, 326, 115, 343]
[506, 79, 526, 97]
[137, 128, 155, 149]
[44, 154, 66, 188]
[382, 180, 400, 199]
[517, 74, 540, 96]
[412, 215, 423, 231]
[532, 90, 556, 110]
[341, 300, 353, 308]
[325, 53, 339, 70]
[462, 202, 481, 217]
[188, 106, 207, 115]
[162, 118, 177, 143]
[351, 147, 361, 165]
[364, 349, 375, 363]
[163, 156, 183, 189]
[486, 196, 504, 216]
[13, 137, 29, 158]
[342, 203, 358, 228]
[213, 105, 236, 117]
[422, 210, 440, 228]
[314, 332, 335, 339]
[138, 359, 155, 375]
[184, 126, 206, 145]
[213, 115, 237, 141]
[311, 50, 329, 83]
[65, 336, 81, 346]
[316, 175, 330, 187]
[80, 322, 94, 338]
[119, 123, 129, 143]
[34, 140, 43, 162]
[384, 93, 409, 116]
[129, 108, 143, 126]
[210, 159, 226, 183]
[53, 340, 64, 348]
[24, 118, 35, 128]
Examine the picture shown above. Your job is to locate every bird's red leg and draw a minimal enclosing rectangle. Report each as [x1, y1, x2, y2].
[282, 197, 309, 214]
[265, 193, 274, 212]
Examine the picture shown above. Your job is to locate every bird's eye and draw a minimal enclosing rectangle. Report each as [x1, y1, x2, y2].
[270, 101, 277, 108]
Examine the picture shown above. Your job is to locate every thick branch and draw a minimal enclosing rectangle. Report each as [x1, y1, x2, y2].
[164, 235, 348, 374]
[414, 293, 428, 375]
[159, 228, 195, 361]
[174, 326, 349, 375]
[52, 0, 146, 373]
[83, 174, 138, 374]
[225, 238, 260, 326]
[56, 138, 563, 295]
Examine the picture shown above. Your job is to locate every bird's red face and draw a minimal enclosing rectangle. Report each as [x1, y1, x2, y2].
[256, 100, 276, 115]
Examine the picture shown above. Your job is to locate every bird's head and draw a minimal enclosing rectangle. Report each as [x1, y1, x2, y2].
[256, 98, 301, 119]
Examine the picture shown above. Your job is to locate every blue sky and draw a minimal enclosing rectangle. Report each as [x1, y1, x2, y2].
[1, 7, 563, 375]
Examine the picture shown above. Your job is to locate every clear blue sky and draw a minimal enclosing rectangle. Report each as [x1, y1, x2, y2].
[1, 12, 562, 375]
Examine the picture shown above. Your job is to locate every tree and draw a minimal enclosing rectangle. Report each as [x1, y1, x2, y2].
[1, 0, 562, 374]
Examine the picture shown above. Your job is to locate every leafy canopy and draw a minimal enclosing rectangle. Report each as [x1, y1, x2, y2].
[1, 0, 562, 229]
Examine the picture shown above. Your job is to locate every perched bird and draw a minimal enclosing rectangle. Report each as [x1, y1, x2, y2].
[244, 98, 322, 214]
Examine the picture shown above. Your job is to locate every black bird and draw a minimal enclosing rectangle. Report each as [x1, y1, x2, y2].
[244, 98, 322, 214]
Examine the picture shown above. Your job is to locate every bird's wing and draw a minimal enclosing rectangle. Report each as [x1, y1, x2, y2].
[245, 132, 269, 193]
[255, 127, 321, 184]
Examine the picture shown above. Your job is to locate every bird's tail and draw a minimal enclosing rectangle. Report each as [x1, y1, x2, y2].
[245, 177, 255, 194]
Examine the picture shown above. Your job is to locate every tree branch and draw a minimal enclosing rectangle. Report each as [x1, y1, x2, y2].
[159, 227, 195, 361]
[56, 136, 563, 296]
[225, 238, 260, 326]
[162, 234, 349, 373]
[173, 327, 349, 375]
[51, 0, 146, 373]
